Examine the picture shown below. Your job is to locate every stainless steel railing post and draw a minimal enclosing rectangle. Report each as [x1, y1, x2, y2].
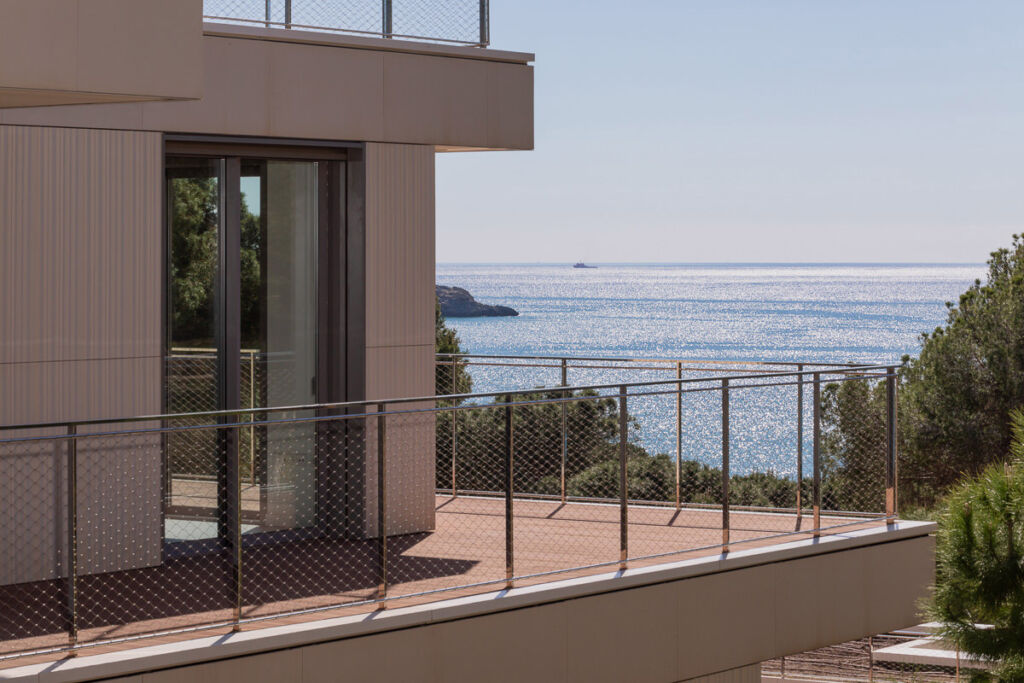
[382, 0, 393, 38]
[813, 372, 822, 536]
[479, 0, 490, 46]
[249, 351, 256, 486]
[560, 358, 568, 504]
[618, 385, 628, 570]
[796, 364, 804, 524]
[65, 424, 78, 654]
[885, 367, 898, 521]
[451, 357, 458, 498]
[231, 421, 243, 631]
[721, 379, 730, 549]
[377, 404, 388, 600]
[504, 397, 514, 589]
[675, 361, 682, 509]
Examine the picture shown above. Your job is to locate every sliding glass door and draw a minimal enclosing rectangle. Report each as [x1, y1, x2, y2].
[241, 160, 319, 531]
[165, 146, 346, 543]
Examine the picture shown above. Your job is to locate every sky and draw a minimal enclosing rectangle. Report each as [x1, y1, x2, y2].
[435, 0, 1024, 264]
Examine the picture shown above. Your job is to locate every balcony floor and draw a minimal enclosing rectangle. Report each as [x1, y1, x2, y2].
[0, 495, 882, 670]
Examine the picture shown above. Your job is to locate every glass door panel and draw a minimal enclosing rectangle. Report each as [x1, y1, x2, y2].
[165, 156, 223, 541]
[241, 160, 319, 531]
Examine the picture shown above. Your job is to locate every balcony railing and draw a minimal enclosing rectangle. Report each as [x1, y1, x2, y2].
[0, 357, 898, 662]
[203, 0, 490, 47]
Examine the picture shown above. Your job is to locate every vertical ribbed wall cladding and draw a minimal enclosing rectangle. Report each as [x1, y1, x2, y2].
[0, 125, 163, 372]
[363, 142, 437, 536]
[364, 142, 436, 352]
[0, 124, 164, 584]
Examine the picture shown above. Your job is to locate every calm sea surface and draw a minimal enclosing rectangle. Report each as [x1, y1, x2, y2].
[435, 263, 985, 477]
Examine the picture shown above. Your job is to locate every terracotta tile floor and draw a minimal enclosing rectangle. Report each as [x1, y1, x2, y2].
[0, 495, 880, 670]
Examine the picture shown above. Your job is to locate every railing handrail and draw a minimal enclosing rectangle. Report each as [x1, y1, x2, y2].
[0, 362, 898, 435]
[436, 352, 868, 368]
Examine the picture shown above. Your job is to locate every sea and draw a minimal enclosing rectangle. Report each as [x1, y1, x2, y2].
[435, 263, 986, 478]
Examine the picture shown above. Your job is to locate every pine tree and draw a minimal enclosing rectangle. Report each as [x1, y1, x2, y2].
[932, 409, 1024, 682]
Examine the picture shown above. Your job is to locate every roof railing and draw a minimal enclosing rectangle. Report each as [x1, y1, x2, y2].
[203, 0, 491, 47]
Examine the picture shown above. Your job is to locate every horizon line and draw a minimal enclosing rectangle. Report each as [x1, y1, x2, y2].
[435, 261, 987, 266]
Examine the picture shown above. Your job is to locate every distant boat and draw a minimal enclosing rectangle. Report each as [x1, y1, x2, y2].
[573, 262, 597, 269]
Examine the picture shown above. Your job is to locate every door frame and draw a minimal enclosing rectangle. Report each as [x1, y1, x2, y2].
[162, 135, 366, 549]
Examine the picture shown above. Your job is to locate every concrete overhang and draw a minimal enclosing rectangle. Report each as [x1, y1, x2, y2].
[0, 521, 936, 683]
[0, 0, 203, 109]
[0, 22, 534, 151]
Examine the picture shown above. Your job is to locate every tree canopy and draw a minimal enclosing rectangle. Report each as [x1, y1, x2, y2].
[900, 234, 1024, 507]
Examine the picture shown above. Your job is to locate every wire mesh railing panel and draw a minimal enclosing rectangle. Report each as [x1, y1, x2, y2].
[393, 0, 482, 44]
[203, 0, 489, 46]
[0, 431, 70, 657]
[392, 405, 508, 598]
[78, 425, 233, 647]
[240, 414, 382, 619]
[623, 390, 725, 564]
[513, 395, 624, 579]
[819, 374, 889, 517]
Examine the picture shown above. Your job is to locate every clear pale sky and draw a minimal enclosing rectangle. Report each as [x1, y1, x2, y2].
[435, 0, 1024, 264]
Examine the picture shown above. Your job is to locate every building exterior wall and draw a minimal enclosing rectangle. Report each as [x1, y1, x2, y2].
[0, 125, 164, 584]
[363, 142, 437, 536]
[0, 0, 203, 108]
[0, 31, 533, 151]
[0, 129, 441, 582]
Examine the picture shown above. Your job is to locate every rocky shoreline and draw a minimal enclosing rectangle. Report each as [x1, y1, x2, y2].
[436, 285, 518, 318]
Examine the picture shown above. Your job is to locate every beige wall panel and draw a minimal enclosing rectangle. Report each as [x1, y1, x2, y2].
[486, 62, 535, 150]
[676, 566, 776, 680]
[360, 142, 436, 537]
[863, 535, 935, 634]
[382, 52, 490, 144]
[365, 345, 435, 402]
[0, 358, 161, 427]
[364, 346, 436, 536]
[0, 0, 203, 105]
[0, 358, 163, 585]
[0, 0, 78, 92]
[0, 125, 163, 365]
[565, 582, 678, 683]
[364, 143, 435, 349]
[0, 35, 532, 150]
[143, 648, 302, 683]
[75, 0, 203, 99]
[434, 601, 568, 683]
[265, 42, 384, 142]
[143, 36, 274, 137]
[773, 549, 869, 656]
[301, 623, 440, 682]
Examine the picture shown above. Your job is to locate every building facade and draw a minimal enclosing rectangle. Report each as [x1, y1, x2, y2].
[0, 0, 533, 584]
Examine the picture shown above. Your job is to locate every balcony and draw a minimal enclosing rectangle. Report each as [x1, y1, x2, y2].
[0, 356, 934, 679]
[203, 0, 491, 47]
